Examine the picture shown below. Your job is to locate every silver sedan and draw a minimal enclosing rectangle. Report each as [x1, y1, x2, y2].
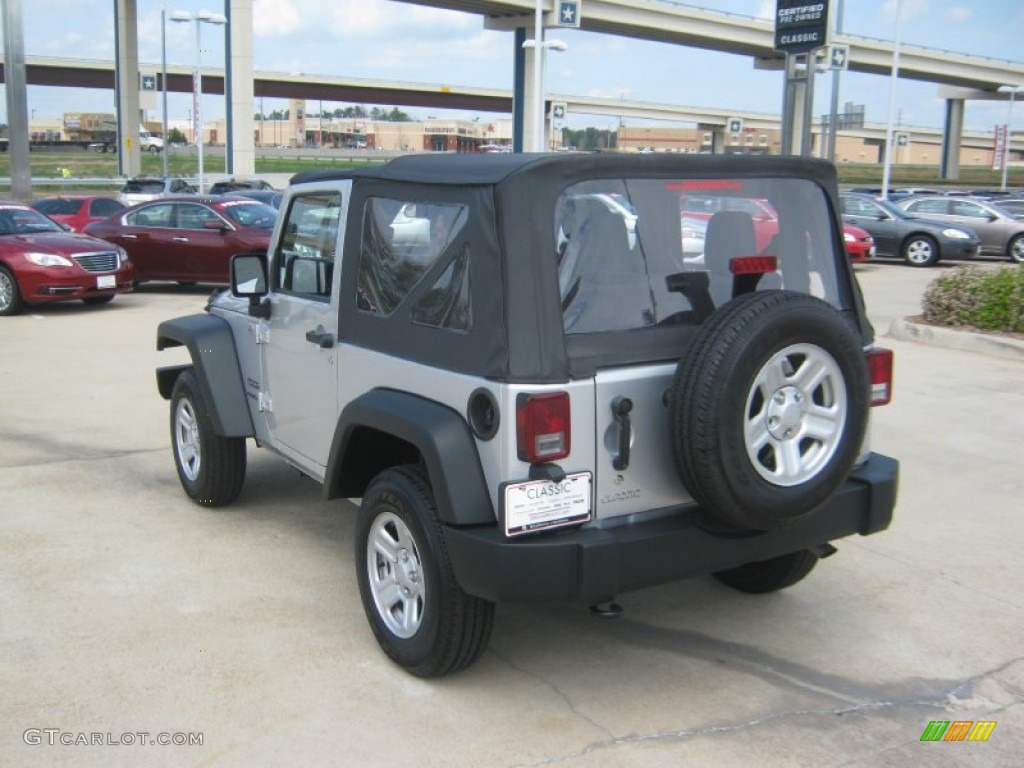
[897, 196, 1024, 263]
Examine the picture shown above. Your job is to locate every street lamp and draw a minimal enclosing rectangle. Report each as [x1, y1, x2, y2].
[171, 9, 226, 193]
[161, 9, 169, 178]
[521, 0, 568, 152]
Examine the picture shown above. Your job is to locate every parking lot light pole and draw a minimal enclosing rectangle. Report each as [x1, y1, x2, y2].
[171, 9, 226, 193]
[161, 8, 169, 178]
[521, 1, 568, 152]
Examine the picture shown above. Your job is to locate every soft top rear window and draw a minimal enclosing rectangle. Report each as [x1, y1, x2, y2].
[555, 177, 840, 335]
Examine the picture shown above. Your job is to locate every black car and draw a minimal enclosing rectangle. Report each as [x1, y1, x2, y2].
[223, 190, 283, 209]
[840, 192, 980, 267]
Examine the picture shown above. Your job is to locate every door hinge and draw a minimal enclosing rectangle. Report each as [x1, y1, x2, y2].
[251, 321, 270, 344]
[258, 391, 273, 413]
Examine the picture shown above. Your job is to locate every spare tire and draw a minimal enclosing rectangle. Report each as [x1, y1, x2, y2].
[670, 291, 869, 531]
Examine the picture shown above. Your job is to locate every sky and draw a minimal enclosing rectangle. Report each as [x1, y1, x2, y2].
[4, 0, 1024, 134]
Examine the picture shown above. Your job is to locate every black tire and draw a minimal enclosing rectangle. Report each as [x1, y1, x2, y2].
[0, 266, 24, 316]
[1007, 234, 1024, 263]
[901, 234, 939, 267]
[356, 465, 494, 677]
[169, 369, 246, 506]
[82, 295, 115, 306]
[713, 550, 819, 594]
[670, 291, 870, 531]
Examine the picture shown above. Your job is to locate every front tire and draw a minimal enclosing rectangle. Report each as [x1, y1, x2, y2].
[356, 465, 494, 677]
[902, 234, 939, 267]
[0, 266, 24, 316]
[169, 369, 246, 506]
[713, 550, 819, 593]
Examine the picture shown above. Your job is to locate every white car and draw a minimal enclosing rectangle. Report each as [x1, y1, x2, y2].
[116, 177, 196, 207]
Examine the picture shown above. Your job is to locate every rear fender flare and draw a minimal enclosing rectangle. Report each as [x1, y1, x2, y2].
[324, 389, 493, 526]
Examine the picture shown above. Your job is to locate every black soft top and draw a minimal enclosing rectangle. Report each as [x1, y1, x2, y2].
[291, 152, 838, 189]
[299, 152, 864, 382]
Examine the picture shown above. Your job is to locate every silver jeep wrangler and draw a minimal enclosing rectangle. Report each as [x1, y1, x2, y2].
[157, 153, 898, 676]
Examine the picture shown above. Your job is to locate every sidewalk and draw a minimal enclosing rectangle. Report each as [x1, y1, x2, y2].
[888, 317, 1024, 362]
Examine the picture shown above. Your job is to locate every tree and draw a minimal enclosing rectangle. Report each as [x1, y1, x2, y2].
[167, 127, 187, 144]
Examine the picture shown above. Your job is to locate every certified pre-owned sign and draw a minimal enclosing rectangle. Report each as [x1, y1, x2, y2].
[774, 0, 830, 54]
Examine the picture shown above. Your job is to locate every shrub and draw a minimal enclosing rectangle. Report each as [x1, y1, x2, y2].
[922, 266, 1024, 333]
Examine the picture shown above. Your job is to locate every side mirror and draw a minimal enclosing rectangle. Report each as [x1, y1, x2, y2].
[203, 219, 229, 231]
[230, 252, 271, 318]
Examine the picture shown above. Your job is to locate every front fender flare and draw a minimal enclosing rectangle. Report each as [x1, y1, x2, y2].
[324, 389, 493, 526]
[156, 314, 254, 438]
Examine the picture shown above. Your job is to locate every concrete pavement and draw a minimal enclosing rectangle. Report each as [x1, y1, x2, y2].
[1, 271, 1022, 767]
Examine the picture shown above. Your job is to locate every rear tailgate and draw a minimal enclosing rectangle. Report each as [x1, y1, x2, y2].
[592, 363, 694, 521]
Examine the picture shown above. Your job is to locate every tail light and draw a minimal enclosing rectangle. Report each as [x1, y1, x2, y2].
[516, 392, 571, 463]
[729, 256, 778, 275]
[866, 348, 894, 406]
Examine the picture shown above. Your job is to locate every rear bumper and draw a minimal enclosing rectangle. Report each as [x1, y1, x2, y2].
[445, 453, 898, 604]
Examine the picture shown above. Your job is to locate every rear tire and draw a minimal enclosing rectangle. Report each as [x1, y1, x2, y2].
[1007, 234, 1024, 263]
[0, 266, 24, 316]
[713, 550, 819, 594]
[356, 465, 494, 677]
[169, 369, 246, 506]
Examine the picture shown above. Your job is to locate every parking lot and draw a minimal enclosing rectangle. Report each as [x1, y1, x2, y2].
[2, 263, 1022, 767]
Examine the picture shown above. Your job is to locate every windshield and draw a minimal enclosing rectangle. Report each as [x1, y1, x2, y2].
[218, 201, 277, 229]
[876, 198, 913, 219]
[33, 199, 83, 216]
[0, 206, 65, 235]
[122, 180, 165, 194]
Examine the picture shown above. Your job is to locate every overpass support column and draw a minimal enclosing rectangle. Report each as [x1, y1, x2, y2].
[512, 28, 526, 153]
[781, 54, 814, 156]
[2, 0, 31, 199]
[114, 0, 142, 177]
[941, 98, 964, 181]
[225, 0, 255, 175]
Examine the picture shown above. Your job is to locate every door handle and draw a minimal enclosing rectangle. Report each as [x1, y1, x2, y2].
[305, 326, 335, 348]
[172, 237, 189, 243]
[611, 396, 633, 471]
[122, 234, 138, 240]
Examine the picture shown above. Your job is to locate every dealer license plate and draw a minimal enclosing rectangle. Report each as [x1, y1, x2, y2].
[96, 275, 116, 289]
[502, 471, 592, 537]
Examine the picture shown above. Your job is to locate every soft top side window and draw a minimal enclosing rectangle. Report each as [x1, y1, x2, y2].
[356, 197, 468, 321]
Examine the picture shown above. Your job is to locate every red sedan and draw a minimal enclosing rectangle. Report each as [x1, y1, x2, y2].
[85, 196, 276, 283]
[0, 202, 134, 316]
[843, 223, 876, 263]
[31, 195, 126, 233]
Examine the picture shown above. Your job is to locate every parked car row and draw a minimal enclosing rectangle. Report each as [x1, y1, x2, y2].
[3, 188, 280, 315]
[840, 191, 1024, 267]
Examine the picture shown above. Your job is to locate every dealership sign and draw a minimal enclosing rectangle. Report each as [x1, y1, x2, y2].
[775, 1, 830, 54]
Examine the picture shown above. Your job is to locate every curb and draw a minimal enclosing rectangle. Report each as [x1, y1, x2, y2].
[887, 318, 1024, 362]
